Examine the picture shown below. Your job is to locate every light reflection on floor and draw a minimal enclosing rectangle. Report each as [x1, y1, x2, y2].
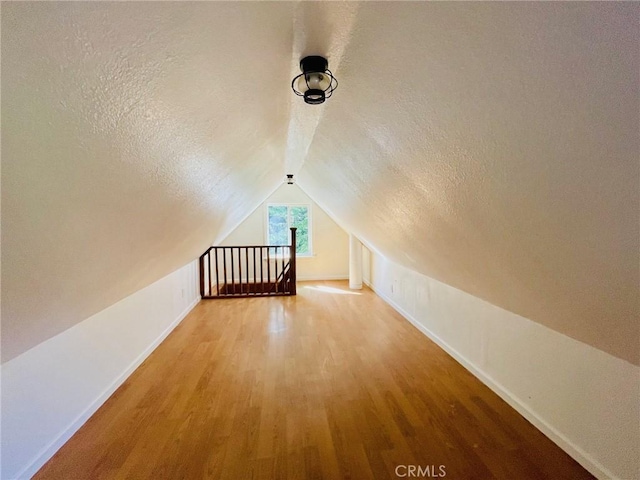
[304, 285, 362, 295]
[268, 302, 288, 334]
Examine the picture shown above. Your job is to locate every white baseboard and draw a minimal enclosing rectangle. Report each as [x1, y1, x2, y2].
[297, 275, 349, 281]
[13, 298, 200, 480]
[367, 281, 616, 480]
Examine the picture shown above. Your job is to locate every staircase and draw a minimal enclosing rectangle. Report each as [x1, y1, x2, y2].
[199, 228, 297, 299]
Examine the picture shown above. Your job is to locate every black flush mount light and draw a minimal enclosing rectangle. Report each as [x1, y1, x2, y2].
[286, 174, 295, 185]
[291, 56, 338, 105]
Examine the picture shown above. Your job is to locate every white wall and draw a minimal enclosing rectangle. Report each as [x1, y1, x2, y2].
[221, 183, 349, 281]
[1, 260, 200, 480]
[365, 249, 639, 480]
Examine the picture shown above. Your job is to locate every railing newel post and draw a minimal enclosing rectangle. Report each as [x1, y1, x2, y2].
[199, 253, 205, 298]
[290, 227, 297, 295]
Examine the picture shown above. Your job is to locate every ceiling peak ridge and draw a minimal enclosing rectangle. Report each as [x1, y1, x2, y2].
[283, 2, 360, 176]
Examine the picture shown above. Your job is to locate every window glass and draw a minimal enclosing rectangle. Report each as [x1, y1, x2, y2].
[267, 205, 288, 246]
[267, 204, 311, 255]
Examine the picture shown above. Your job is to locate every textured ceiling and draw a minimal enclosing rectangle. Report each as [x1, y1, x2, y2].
[2, 2, 638, 365]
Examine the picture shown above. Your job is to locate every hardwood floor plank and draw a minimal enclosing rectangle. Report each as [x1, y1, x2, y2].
[34, 281, 594, 479]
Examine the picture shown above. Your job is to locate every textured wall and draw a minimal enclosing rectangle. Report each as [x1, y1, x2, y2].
[300, 3, 640, 365]
[2, 2, 294, 361]
[3, 2, 638, 366]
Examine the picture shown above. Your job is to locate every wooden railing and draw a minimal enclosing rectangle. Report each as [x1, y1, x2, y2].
[199, 228, 297, 299]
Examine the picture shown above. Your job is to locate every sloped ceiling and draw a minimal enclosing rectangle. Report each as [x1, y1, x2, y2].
[2, 3, 638, 365]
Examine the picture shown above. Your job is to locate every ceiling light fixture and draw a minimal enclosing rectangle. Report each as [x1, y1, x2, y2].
[286, 174, 295, 185]
[291, 56, 338, 105]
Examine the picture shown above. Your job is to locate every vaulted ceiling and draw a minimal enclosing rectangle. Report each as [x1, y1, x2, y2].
[2, 2, 638, 365]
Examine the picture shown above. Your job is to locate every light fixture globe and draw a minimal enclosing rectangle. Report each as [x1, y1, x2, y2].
[291, 56, 338, 105]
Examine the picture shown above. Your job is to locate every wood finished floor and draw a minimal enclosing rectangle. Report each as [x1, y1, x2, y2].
[35, 281, 593, 480]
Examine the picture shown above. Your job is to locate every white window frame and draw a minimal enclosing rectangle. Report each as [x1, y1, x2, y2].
[265, 203, 313, 257]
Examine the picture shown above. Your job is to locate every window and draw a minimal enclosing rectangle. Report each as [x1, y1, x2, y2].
[266, 204, 311, 256]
